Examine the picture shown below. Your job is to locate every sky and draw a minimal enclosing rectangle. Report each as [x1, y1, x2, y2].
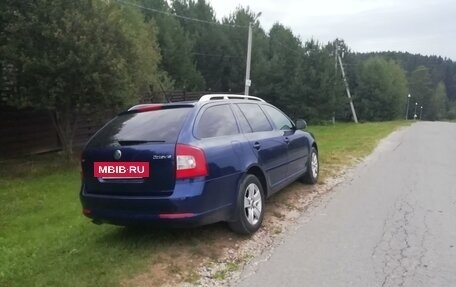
[207, 0, 456, 60]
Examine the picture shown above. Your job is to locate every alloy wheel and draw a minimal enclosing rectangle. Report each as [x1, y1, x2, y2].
[244, 183, 262, 225]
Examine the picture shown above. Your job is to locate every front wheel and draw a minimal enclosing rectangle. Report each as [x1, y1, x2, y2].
[228, 174, 265, 235]
[301, 146, 319, 184]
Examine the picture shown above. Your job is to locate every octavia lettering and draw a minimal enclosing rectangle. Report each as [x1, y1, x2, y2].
[94, 162, 149, 178]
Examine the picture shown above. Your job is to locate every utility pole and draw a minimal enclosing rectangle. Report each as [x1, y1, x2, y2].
[405, 94, 411, 120]
[244, 22, 252, 95]
[334, 44, 338, 75]
[337, 51, 358, 123]
[332, 43, 338, 125]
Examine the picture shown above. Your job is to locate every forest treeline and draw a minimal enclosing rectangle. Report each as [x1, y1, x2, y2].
[1, 0, 456, 154]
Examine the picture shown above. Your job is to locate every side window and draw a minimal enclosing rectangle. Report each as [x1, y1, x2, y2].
[262, 105, 294, 130]
[231, 104, 252, 133]
[237, 103, 273, 132]
[195, 104, 239, 138]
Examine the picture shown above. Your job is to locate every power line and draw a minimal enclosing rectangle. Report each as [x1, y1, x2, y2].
[115, 0, 248, 29]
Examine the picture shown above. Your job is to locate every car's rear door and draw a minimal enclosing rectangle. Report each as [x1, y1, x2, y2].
[235, 103, 289, 188]
[192, 103, 248, 207]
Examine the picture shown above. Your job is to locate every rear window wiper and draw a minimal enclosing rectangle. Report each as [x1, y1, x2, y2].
[117, 140, 165, 146]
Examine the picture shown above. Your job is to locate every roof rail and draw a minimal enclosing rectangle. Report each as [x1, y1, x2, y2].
[199, 94, 265, 102]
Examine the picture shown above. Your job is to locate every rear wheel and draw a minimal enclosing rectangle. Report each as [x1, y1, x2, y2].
[228, 174, 265, 235]
[301, 146, 319, 184]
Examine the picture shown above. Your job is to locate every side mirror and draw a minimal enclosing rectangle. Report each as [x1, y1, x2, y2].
[295, 119, 307, 130]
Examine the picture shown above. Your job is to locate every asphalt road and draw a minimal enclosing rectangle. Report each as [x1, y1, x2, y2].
[236, 122, 456, 287]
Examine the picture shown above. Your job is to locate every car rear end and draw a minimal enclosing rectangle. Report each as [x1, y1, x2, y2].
[80, 103, 225, 227]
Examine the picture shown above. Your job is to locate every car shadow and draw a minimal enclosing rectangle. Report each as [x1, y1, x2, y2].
[95, 221, 246, 249]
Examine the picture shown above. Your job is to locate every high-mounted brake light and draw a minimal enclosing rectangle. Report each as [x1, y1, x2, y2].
[176, 144, 208, 179]
[126, 104, 163, 112]
[136, 104, 162, 112]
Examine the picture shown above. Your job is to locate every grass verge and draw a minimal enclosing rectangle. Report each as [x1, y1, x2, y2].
[308, 121, 409, 179]
[0, 121, 408, 287]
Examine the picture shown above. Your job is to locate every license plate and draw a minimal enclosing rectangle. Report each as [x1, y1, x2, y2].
[94, 162, 149, 178]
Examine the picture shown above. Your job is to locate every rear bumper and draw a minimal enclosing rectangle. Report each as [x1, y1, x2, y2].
[80, 178, 235, 227]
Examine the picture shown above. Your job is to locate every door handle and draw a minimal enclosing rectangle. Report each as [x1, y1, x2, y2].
[284, 137, 290, 144]
[253, 142, 261, 150]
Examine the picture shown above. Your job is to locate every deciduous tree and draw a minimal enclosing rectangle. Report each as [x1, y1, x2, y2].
[1, 0, 165, 158]
[355, 57, 408, 121]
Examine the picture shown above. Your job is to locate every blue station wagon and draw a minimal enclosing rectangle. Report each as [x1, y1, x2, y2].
[80, 95, 319, 234]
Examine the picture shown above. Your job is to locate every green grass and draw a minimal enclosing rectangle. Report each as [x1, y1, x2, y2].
[0, 170, 190, 287]
[213, 261, 239, 281]
[0, 156, 225, 287]
[0, 121, 408, 287]
[308, 121, 409, 177]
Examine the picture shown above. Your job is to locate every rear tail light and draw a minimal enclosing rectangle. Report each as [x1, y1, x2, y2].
[176, 144, 208, 179]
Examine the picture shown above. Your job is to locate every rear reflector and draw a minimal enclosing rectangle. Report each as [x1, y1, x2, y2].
[159, 213, 194, 219]
[80, 153, 84, 180]
[83, 209, 91, 215]
[176, 144, 208, 179]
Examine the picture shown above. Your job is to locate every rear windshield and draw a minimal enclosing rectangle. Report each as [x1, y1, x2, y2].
[87, 108, 192, 148]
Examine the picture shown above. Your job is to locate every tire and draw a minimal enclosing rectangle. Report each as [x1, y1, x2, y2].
[301, 146, 319, 184]
[228, 174, 265, 235]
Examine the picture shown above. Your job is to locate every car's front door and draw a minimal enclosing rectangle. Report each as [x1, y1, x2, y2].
[261, 105, 309, 178]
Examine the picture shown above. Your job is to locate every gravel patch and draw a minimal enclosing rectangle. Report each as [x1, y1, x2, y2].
[175, 167, 356, 287]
